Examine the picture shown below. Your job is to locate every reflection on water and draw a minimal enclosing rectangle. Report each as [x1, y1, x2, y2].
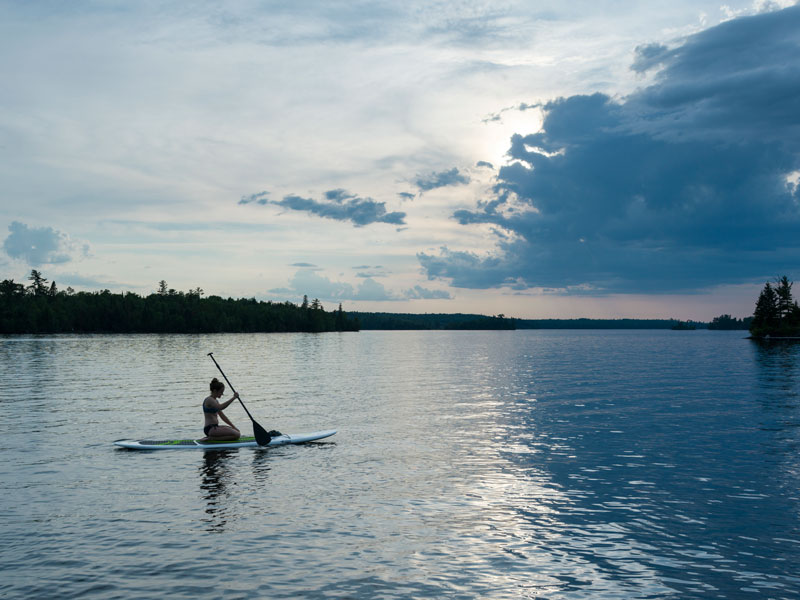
[753, 338, 800, 390]
[752, 338, 800, 506]
[198, 448, 276, 534]
[250, 448, 273, 486]
[199, 450, 237, 532]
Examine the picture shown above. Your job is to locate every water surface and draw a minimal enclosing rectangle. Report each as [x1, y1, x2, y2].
[2, 330, 799, 598]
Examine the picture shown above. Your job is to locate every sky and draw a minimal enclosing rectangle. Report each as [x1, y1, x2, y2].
[2, 0, 799, 320]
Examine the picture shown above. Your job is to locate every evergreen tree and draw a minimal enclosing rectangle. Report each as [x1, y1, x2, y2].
[1, 279, 25, 297]
[158, 280, 168, 295]
[335, 303, 344, 330]
[28, 270, 48, 296]
[775, 276, 794, 319]
[751, 282, 778, 335]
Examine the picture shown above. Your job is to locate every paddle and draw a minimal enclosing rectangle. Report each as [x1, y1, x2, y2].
[207, 352, 271, 446]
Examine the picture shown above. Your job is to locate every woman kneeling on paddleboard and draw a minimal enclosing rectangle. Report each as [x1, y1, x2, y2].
[202, 378, 241, 441]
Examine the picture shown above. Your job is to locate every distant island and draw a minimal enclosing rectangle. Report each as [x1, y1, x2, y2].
[354, 314, 750, 331]
[353, 312, 515, 330]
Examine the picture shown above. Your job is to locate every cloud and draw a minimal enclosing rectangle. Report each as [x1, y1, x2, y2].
[249, 189, 406, 227]
[397, 192, 416, 201]
[405, 285, 452, 299]
[414, 168, 470, 192]
[55, 273, 124, 289]
[239, 191, 270, 205]
[630, 43, 670, 73]
[420, 5, 800, 295]
[3, 221, 89, 266]
[483, 102, 540, 124]
[272, 270, 452, 302]
[272, 270, 391, 301]
[476, 160, 494, 169]
[324, 189, 354, 202]
[356, 269, 388, 278]
[353, 277, 396, 301]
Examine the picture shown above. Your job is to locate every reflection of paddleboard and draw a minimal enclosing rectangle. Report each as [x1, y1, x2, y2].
[114, 429, 337, 450]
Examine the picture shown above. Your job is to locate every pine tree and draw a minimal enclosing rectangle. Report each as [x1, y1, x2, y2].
[751, 282, 779, 336]
[775, 276, 794, 320]
[28, 270, 48, 296]
[335, 303, 344, 330]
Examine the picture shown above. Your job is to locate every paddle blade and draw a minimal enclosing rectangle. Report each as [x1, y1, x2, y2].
[252, 420, 272, 446]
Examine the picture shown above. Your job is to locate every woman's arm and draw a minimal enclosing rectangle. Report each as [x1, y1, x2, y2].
[220, 392, 239, 410]
[218, 410, 236, 429]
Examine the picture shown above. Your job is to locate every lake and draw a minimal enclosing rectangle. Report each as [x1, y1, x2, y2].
[2, 330, 799, 599]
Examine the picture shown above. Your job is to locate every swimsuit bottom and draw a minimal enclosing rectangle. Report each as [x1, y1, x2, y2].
[204, 423, 221, 436]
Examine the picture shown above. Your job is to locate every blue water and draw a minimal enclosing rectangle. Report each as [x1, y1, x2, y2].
[1, 330, 799, 599]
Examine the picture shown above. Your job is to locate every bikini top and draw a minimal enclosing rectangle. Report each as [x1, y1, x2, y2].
[202, 399, 219, 414]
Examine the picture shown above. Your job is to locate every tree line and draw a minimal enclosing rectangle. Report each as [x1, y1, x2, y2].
[0, 271, 359, 334]
[352, 312, 515, 330]
[750, 276, 800, 338]
[4, 270, 795, 336]
[708, 314, 752, 331]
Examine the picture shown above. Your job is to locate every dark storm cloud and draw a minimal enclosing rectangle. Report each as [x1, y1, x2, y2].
[414, 168, 470, 192]
[419, 5, 800, 294]
[249, 189, 406, 227]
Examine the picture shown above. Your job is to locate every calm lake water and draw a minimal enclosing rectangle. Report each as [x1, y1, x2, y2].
[2, 330, 799, 599]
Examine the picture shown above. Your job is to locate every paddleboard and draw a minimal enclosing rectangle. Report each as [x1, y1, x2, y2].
[114, 429, 336, 450]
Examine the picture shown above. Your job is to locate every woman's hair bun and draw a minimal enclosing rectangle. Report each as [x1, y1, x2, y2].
[210, 377, 225, 391]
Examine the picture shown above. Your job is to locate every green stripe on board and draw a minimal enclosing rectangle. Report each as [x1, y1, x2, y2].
[135, 436, 257, 446]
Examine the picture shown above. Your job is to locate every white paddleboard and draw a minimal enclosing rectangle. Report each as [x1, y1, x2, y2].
[114, 429, 336, 450]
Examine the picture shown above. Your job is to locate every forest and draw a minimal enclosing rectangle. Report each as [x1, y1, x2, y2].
[0, 271, 359, 334]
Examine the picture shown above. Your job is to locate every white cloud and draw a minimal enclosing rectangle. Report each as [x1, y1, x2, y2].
[3, 221, 90, 266]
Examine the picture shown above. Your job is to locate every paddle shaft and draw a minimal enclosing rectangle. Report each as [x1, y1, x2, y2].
[207, 353, 267, 443]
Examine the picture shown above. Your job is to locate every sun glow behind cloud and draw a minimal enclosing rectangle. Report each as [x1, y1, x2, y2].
[481, 106, 544, 168]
